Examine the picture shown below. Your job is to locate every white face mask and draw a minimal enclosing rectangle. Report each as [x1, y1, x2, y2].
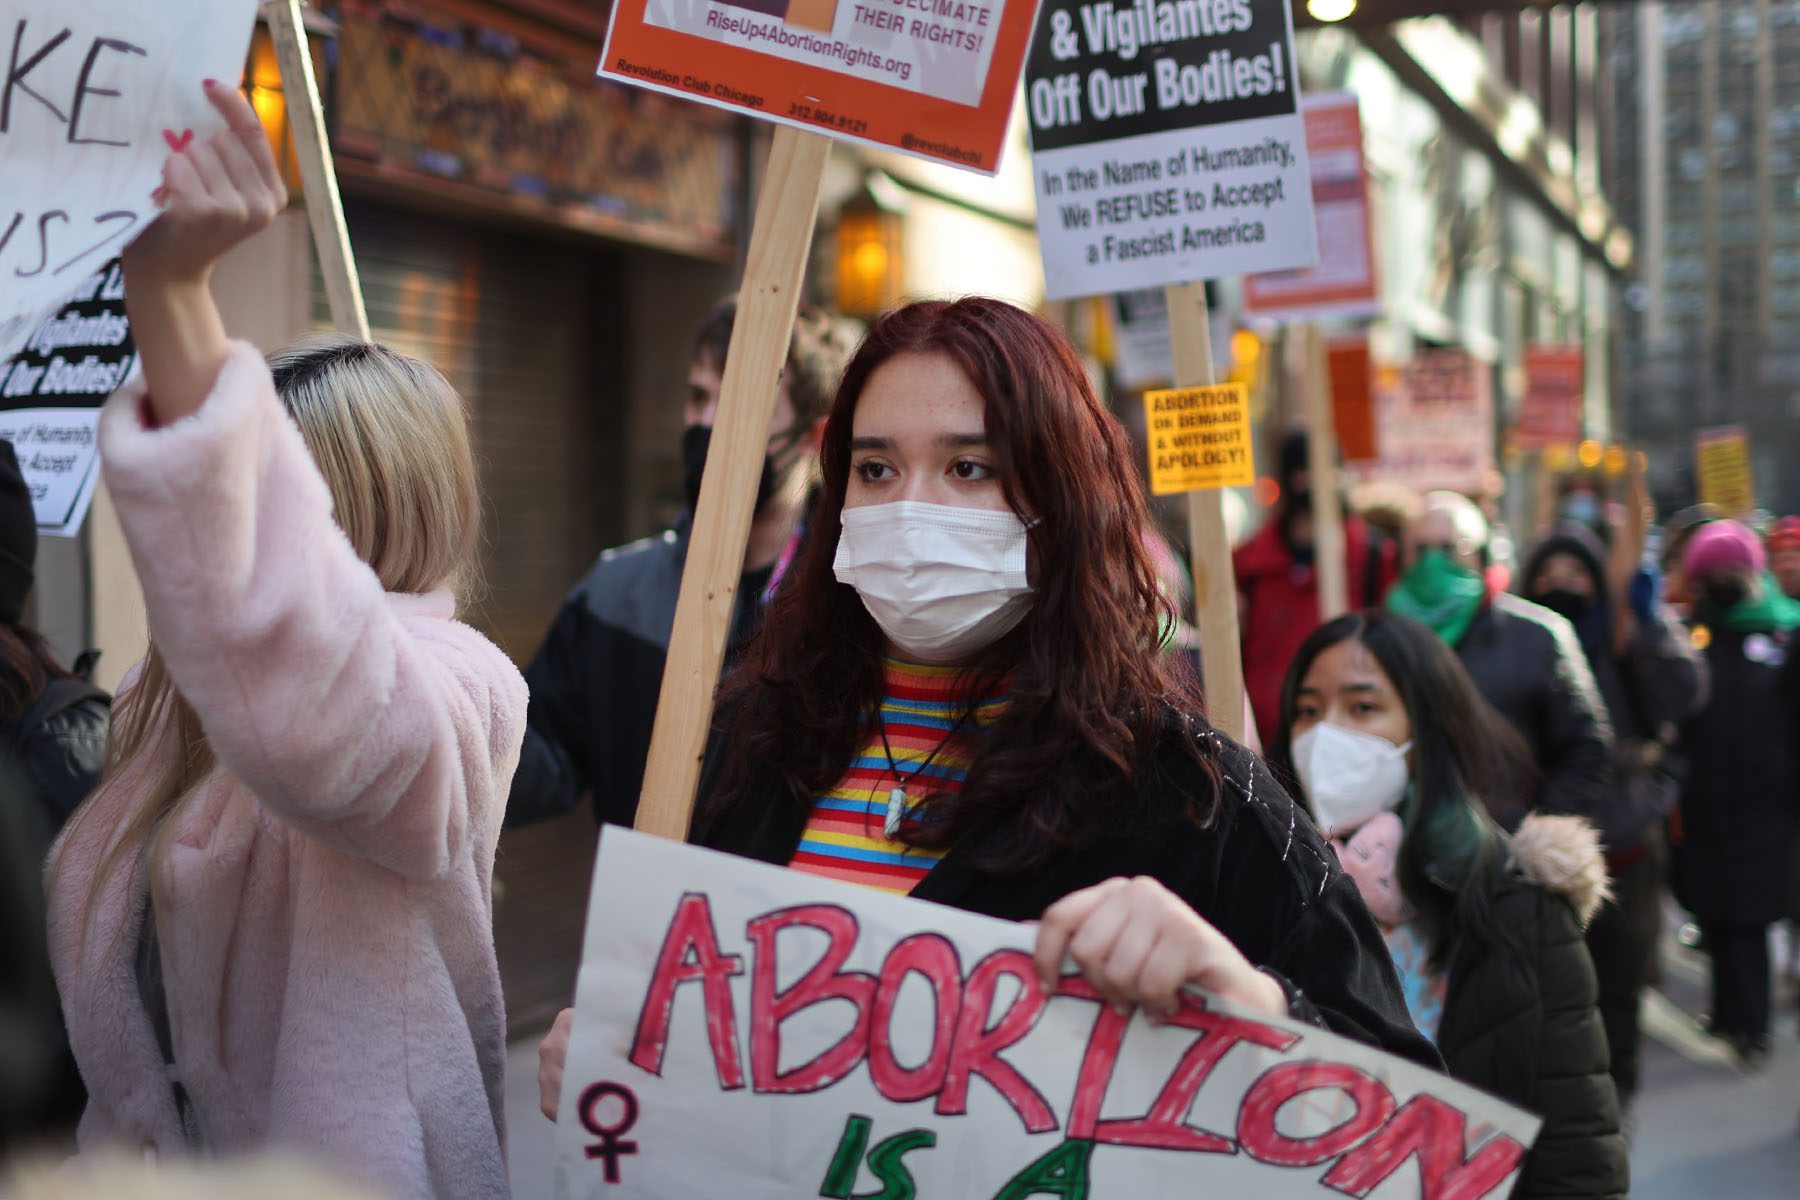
[1291, 722, 1412, 838]
[833, 500, 1034, 663]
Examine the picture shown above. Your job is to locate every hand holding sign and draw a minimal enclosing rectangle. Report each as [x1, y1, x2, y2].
[541, 1006, 575, 1121]
[0, 0, 261, 367]
[1034, 875, 1285, 1019]
[124, 82, 287, 290]
[121, 81, 285, 427]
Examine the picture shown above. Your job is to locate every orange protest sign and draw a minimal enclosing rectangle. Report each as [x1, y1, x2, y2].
[1327, 337, 1377, 463]
[598, 0, 1041, 173]
[1144, 383, 1254, 495]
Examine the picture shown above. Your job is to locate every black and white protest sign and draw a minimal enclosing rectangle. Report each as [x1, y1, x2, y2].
[0, 0, 260, 365]
[1025, 0, 1317, 299]
[0, 260, 134, 536]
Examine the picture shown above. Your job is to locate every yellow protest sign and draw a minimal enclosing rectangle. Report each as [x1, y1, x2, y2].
[1694, 425, 1755, 516]
[1144, 384, 1255, 496]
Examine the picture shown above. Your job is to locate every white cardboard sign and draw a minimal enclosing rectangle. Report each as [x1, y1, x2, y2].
[1023, 0, 1318, 299]
[554, 827, 1540, 1199]
[0, 0, 260, 367]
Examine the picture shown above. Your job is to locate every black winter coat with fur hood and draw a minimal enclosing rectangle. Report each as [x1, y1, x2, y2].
[1436, 814, 1628, 1200]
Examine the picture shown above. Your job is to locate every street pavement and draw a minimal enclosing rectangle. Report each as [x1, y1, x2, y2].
[1629, 918, 1800, 1198]
[503, 912, 1800, 1199]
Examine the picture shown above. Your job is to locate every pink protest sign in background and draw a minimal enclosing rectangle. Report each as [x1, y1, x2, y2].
[1243, 92, 1379, 322]
[553, 827, 1539, 1199]
[1354, 350, 1496, 497]
[1513, 347, 1585, 451]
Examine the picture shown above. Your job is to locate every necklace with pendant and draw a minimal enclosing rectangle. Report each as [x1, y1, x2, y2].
[876, 708, 969, 839]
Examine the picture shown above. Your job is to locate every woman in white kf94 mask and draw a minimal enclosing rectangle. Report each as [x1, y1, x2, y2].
[1273, 611, 1627, 1199]
[535, 298, 1442, 1120]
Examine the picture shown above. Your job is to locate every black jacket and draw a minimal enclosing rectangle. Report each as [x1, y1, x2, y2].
[2, 670, 108, 1136]
[1521, 528, 1707, 856]
[5, 673, 109, 858]
[1672, 622, 1800, 926]
[1455, 594, 1614, 829]
[506, 516, 773, 829]
[694, 723, 1443, 1072]
[1435, 815, 1629, 1199]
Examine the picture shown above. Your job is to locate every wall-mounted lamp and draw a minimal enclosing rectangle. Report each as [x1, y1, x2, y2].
[246, 23, 305, 198]
[833, 172, 907, 319]
[1306, 0, 1357, 22]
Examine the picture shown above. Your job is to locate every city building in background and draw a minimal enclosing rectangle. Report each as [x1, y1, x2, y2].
[1603, 0, 1800, 517]
[1173, 8, 1632, 544]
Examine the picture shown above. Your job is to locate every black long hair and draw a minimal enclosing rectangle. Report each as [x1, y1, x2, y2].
[1269, 611, 1532, 967]
[0, 624, 72, 726]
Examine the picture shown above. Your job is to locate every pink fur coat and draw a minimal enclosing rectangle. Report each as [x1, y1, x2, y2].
[46, 343, 527, 1198]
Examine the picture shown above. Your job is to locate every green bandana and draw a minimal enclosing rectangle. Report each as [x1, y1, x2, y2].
[1388, 550, 1487, 646]
[1710, 572, 1800, 634]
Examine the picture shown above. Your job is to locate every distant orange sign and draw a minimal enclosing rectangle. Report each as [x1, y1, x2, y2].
[598, 0, 1041, 173]
[1243, 93, 1378, 320]
[1513, 347, 1584, 450]
[1328, 338, 1377, 463]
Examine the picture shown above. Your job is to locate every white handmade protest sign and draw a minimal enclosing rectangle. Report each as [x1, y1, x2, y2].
[1357, 350, 1495, 497]
[555, 828, 1539, 1199]
[0, 0, 260, 366]
[1024, 0, 1317, 299]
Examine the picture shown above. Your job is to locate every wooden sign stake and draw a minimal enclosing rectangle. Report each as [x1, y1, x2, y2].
[635, 126, 833, 841]
[1162, 282, 1246, 744]
[264, 0, 370, 340]
[1301, 324, 1348, 621]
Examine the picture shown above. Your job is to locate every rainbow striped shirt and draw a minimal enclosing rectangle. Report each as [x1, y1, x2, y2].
[789, 659, 1007, 894]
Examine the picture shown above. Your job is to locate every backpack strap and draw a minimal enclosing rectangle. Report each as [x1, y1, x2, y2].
[6, 671, 108, 759]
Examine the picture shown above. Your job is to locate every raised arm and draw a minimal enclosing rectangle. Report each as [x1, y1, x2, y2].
[106, 84, 523, 878]
[121, 81, 284, 429]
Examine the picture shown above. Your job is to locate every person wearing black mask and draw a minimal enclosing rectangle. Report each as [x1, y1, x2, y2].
[1669, 520, 1800, 1069]
[1523, 522, 1706, 1118]
[506, 299, 853, 828]
[1234, 430, 1397, 748]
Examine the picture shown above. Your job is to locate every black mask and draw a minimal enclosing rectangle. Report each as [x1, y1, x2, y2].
[1534, 587, 1591, 624]
[1281, 489, 1315, 565]
[1701, 577, 1749, 614]
[682, 423, 814, 515]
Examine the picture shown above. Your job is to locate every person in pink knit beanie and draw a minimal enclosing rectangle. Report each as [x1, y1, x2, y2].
[45, 83, 525, 1198]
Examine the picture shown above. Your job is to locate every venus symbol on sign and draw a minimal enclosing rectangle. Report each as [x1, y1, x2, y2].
[577, 1081, 641, 1184]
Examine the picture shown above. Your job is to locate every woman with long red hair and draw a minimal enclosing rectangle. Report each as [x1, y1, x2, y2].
[540, 297, 1435, 1114]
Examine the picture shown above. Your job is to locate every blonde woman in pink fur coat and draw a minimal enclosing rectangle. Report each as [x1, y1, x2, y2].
[45, 83, 526, 1198]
